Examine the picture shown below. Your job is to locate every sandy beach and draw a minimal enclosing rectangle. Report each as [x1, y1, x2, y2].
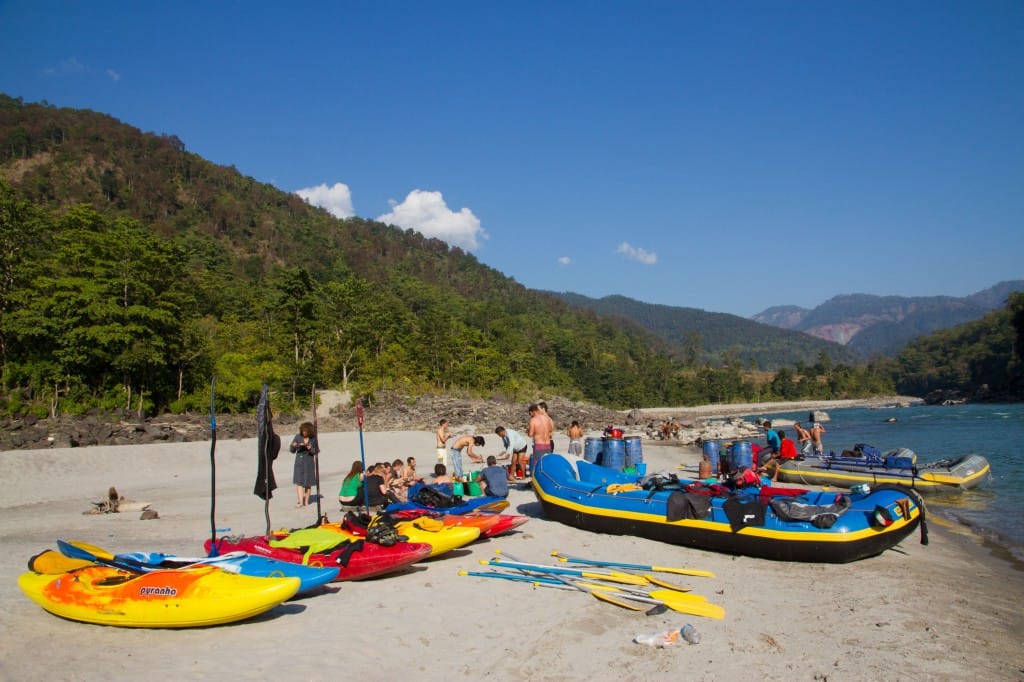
[1, 422, 1021, 681]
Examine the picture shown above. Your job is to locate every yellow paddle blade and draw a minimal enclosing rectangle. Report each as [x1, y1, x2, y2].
[591, 590, 647, 611]
[68, 540, 116, 560]
[29, 550, 94, 574]
[476, 500, 510, 513]
[580, 571, 649, 586]
[654, 566, 716, 578]
[643, 574, 693, 592]
[649, 590, 725, 619]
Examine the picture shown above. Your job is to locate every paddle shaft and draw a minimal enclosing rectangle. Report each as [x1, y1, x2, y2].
[481, 551, 646, 612]
[488, 558, 646, 585]
[464, 570, 719, 616]
[553, 553, 715, 578]
[209, 377, 218, 556]
[312, 384, 322, 525]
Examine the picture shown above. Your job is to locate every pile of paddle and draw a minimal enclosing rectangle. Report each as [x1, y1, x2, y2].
[461, 550, 724, 619]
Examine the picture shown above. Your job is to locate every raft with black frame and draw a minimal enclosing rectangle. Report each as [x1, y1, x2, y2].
[777, 446, 990, 494]
[531, 453, 926, 564]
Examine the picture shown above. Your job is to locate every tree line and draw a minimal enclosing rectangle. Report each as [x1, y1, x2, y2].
[5, 94, 1017, 418]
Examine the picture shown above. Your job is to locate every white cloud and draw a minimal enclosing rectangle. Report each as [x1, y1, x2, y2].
[106, 69, 121, 82]
[377, 189, 486, 251]
[294, 182, 355, 219]
[43, 56, 86, 77]
[557, 256, 571, 266]
[616, 242, 658, 265]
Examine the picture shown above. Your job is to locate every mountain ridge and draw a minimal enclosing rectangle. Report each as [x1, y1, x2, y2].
[751, 282, 1024, 356]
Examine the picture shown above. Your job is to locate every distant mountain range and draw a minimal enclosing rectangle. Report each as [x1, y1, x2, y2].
[751, 281, 1024, 356]
[552, 293, 862, 369]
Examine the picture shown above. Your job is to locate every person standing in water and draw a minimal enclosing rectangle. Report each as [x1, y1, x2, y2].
[809, 416, 827, 456]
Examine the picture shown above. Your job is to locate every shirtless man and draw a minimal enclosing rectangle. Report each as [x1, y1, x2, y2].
[538, 401, 556, 451]
[449, 434, 485, 481]
[793, 421, 812, 455]
[809, 419, 827, 456]
[527, 403, 553, 475]
[566, 420, 584, 457]
[435, 419, 452, 462]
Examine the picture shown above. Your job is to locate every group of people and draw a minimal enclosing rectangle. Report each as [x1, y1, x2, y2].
[756, 415, 826, 482]
[306, 400, 585, 510]
[338, 457, 422, 508]
[428, 401, 574, 492]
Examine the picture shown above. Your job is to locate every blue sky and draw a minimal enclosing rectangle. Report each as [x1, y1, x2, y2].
[2, 1, 1021, 317]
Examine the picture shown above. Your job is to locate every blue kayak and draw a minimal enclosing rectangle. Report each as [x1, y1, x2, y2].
[385, 482, 509, 515]
[112, 550, 339, 594]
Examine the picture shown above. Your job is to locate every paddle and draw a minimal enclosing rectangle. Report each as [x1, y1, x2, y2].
[462, 570, 724, 618]
[208, 377, 218, 556]
[465, 569, 707, 603]
[312, 384, 322, 526]
[356, 399, 369, 513]
[57, 540, 142, 572]
[484, 558, 649, 586]
[551, 551, 716, 578]
[493, 548, 647, 610]
[28, 549, 94, 574]
[459, 570, 647, 611]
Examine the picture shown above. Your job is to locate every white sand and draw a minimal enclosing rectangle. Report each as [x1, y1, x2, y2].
[1, 427, 1021, 681]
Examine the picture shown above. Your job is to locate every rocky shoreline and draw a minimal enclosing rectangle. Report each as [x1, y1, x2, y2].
[0, 393, 918, 451]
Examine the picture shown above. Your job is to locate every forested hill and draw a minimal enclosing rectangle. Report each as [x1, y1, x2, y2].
[553, 293, 860, 369]
[0, 94, 709, 413]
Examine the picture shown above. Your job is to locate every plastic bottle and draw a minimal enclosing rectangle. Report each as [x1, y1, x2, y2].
[634, 624, 699, 648]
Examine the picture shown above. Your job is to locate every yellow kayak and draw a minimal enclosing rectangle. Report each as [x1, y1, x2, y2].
[395, 517, 481, 557]
[325, 518, 481, 558]
[18, 564, 299, 628]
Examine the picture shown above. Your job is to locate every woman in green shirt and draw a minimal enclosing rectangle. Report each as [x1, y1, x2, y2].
[338, 460, 364, 506]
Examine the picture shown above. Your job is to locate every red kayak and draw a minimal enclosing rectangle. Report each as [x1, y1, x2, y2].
[204, 529, 431, 581]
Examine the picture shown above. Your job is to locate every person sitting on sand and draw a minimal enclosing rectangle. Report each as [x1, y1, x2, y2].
[405, 456, 423, 483]
[479, 455, 509, 498]
[338, 460, 364, 507]
[355, 463, 395, 509]
[431, 462, 452, 485]
[388, 458, 413, 502]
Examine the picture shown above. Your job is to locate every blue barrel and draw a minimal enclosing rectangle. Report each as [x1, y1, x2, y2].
[600, 437, 626, 470]
[624, 436, 643, 468]
[702, 440, 721, 475]
[583, 437, 602, 463]
[729, 441, 753, 472]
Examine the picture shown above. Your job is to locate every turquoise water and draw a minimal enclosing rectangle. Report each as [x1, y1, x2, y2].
[750, 403, 1024, 559]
